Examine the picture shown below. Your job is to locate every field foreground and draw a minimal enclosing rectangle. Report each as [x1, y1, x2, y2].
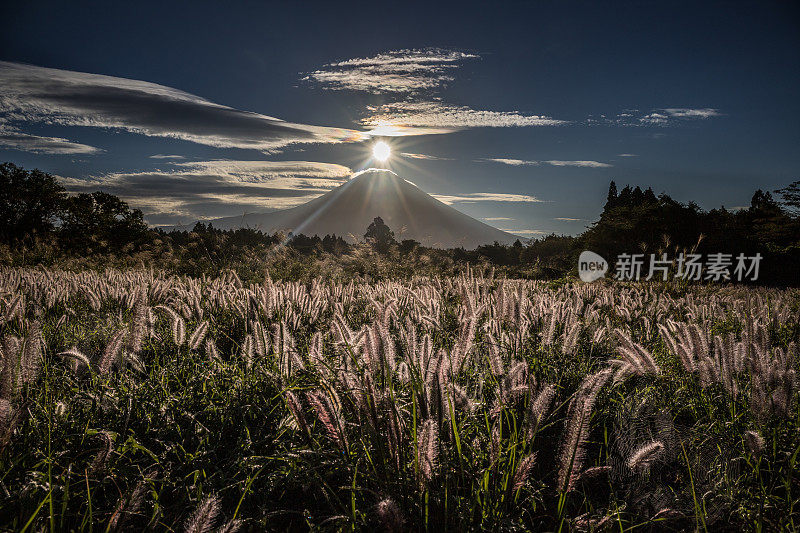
[0, 267, 798, 531]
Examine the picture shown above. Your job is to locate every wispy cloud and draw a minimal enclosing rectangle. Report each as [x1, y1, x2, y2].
[638, 108, 721, 125]
[554, 217, 582, 221]
[433, 192, 543, 205]
[617, 153, 637, 157]
[400, 152, 453, 161]
[59, 160, 352, 225]
[499, 228, 545, 235]
[639, 112, 670, 125]
[149, 154, 185, 160]
[602, 108, 722, 127]
[0, 126, 102, 154]
[0, 61, 368, 152]
[305, 49, 564, 137]
[172, 160, 351, 182]
[663, 108, 721, 118]
[303, 48, 478, 94]
[544, 160, 612, 168]
[480, 157, 611, 168]
[484, 217, 513, 221]
[364, 101, 565, 133]
[482, 158, 539, 166]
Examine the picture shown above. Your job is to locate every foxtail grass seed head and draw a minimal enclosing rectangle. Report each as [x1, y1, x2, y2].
[375, 498, 403, 532]
[183, 494, 220, 533]
[744, 430, 764, 457]
[627, 440, 665, 470]
[417, 418, 439, 489]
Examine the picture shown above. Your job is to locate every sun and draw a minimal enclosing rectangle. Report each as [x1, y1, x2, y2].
[372, 141, 391, 162]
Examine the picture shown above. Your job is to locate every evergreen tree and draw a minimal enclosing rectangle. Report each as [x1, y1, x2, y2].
[775, 180, 800, 216]
[364, 216, 396, 253]
[604, 181, 618, 209]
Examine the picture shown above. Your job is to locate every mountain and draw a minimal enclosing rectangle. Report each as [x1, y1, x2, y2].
[205, 169, 522, 249]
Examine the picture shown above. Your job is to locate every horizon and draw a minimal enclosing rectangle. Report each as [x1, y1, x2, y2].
[1, 1, 799, 239]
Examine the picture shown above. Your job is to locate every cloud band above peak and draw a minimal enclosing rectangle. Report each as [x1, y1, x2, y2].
[0, 61, 369, 152]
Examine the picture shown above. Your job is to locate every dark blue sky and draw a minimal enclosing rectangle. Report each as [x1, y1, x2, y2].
[1, 0, 798, 234]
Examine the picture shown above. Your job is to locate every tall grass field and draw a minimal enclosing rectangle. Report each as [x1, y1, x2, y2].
[0, 266, 798, 531]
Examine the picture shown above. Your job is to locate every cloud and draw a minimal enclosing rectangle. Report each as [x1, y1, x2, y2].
[604, 108, 721, 127]
[544, 160, 612, 168]
[663, 108, 721, 118]
[639, 112, 670, 125]
[482, 158, 539, 166]
[433, 192, 543, 205]
[638, 108, 721, 125]
[481, 157, 611, 168]
[499, 229, 545, 235]
[305, 50, 565, 136]
[0, 126, 102, 154]
[149, 154, 185, 159]
[363, 101, 565, 132]
[554, 217, 582, 221]
[172, 160, 351, 183]
[0, 61, 368, 152]
[484, 217, 513, 221]
[400, 152, 453, 161]
[617, 153, 637, 157]
[58, 160, 352, 224]
[303, 48, 478, 94]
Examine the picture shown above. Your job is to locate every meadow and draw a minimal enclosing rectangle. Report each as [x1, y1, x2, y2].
[0, 266, 798, 531]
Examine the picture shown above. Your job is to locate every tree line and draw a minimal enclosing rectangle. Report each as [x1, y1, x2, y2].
[0, 162, 149, 252]
[1, 161, 798, 284]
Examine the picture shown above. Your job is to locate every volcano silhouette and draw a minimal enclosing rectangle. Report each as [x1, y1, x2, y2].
[206, 169, 521, 249]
